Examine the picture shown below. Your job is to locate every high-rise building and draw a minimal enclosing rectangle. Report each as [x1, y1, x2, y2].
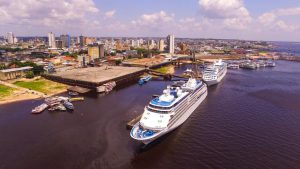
[7, 32, 15, 44]
[79, 35, 85, 47]
[99, 44, 105, 58]
[60, 34, 71, 48]
[167, 35, 175, 54]
[159, 39, 165, 52]
[55, 40, 63, 49]
[48, 32, 56, 48]
[88, 44, 105, 60]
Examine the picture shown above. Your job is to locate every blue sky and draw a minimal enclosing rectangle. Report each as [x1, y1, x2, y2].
[1, 0, 300, 41]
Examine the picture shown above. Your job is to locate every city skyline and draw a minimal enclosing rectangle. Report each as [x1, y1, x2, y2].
[1, 0, 300, 42]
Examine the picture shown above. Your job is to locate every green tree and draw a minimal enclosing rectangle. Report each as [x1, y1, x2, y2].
[115, 60, 122, 66]
[25, 71, 34, 79]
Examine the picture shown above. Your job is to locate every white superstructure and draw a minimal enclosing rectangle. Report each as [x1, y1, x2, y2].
[202, 59, 227, 86]
[130, 77, 208, 145]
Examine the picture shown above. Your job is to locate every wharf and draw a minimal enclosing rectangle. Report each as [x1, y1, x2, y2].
[126, 114, 143, 130]
[43, 66, 145, 90]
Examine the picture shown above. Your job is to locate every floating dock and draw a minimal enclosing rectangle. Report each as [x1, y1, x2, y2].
[126, 114, 143, 130]
[43, 66, 145, 90]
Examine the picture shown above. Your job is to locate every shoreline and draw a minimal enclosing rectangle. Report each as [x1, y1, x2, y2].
[0, 89, 67, 106]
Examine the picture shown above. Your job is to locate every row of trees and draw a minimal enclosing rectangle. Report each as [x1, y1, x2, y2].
[8, 61, 44, 75]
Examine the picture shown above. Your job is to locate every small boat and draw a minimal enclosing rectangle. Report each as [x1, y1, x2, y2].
[138, 75, 152, 85]
[68, 91, 79, 96]
[240, 62, 257, 70]
[48, 104, 67, 111]
[32, 103, 49, 114]
[97, 81, 116, 93]
[266, 60, 276, 67]
[227, 64, 239, 69]
[69, 97, 84, 102]
[63, 101, 74, 110]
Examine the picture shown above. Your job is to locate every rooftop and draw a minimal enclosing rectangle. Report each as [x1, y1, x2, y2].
[49, 66, 145, 84]
[0, 66, 33, 73]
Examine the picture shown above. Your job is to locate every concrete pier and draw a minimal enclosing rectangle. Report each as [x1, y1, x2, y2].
[43, 66, 145, 90]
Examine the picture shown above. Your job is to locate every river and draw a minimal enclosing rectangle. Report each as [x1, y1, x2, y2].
[0, 61, 299, 169]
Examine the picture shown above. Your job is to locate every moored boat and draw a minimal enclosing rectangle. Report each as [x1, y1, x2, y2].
[69, 97, 84, 102]
[63, 101, 74, 110]
[32, 103, 49, 114]
[202, 59, 227, 86]
[138, 75, 152, 85]
[130, 73, 208, 145]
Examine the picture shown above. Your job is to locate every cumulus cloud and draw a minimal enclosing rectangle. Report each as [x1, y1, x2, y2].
[198, 0, 252, 30]
[258, 7, 300, 31]
[0, 0, 99, 34]
[105, 10, 116, 18]
[132, 11, 174, 26]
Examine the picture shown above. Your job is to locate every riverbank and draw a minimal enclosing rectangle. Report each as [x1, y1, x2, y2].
[0, 77, 68, 105]
[154, 65, 175, 74]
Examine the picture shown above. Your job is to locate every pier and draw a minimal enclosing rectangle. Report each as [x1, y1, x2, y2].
[43, 66, 145, 90]
[126, 114, 143, 130]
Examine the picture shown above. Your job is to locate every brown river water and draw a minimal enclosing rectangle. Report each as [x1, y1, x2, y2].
[0, 61, 299, 169]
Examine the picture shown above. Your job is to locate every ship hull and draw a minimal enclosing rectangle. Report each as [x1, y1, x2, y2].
[140, 87, 208, 145]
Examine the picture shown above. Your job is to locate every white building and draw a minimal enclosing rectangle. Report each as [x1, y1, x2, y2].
[167, 35, 175, 54]
[48, 32, 56, 48]
[159, 39, 165, 52]
[7, 32, 15, 44]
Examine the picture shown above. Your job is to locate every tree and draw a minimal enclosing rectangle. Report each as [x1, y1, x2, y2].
[0, 63, 7, 70]
[115, 60, 122, 66]
[25, 71, 34, 79]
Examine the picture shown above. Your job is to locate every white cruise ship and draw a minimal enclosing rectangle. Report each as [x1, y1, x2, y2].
[202, 59, 227, 86]
[130, 77, 208, 145]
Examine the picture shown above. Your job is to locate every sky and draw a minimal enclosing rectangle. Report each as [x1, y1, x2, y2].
[0, 0, 300, 41]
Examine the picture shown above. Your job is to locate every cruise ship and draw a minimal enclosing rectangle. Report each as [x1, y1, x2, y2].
[202, 59, 227, 86]
[130, 77, 208, 145]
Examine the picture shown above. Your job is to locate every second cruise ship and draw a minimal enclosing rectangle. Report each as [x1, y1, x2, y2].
[130, 75, 208, 145]
[202, 59, 227, 86]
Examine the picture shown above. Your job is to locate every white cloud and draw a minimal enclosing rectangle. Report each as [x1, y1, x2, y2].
[105, 10, 116, 18]
[198, 0, 252, 30]
[258, 7, 300, 32]
[0, 0, 99, 34]
[132, 11, 174, 26]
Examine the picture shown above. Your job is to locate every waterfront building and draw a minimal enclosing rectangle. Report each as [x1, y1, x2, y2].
[60, 34, 71, 48]
[48, 32, 56, 48]
[0, 67, 33, 81]
[159, 39, 165, 52]
[167, 35, 175, 54]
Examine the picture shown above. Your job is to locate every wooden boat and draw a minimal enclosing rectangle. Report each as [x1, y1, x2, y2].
[32, 103, 49, 114]
[69, 97, 84, 102]
[97, 81, 116, 93]
[48, 104, 67, 111]
[63, 101, 74, 110]
[68, 91, 79, 96]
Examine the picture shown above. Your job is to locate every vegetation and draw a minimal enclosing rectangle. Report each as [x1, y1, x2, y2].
[133, 48, 161, 58]
[8, 61, 44, 75]
[25, 71, 34, 79]
[0, 85, 14, 98]
[155, 65, 175, 74]
[0, 63, 7, 70]
[14, 78, 67, 94]
[115, 59, 122, 66]
[0, 47, 24, 52]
